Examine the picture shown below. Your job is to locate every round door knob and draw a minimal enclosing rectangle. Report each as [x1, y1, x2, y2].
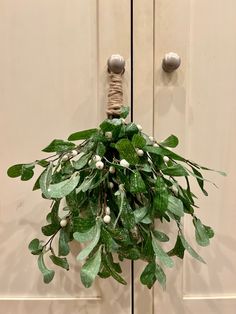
[162, 52, 181, 73]
[107, 54, 125, 74]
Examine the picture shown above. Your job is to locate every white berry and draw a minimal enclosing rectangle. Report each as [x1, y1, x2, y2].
[61, 154, 69, 162]
[105, 131, 112, 139]
[71, 150, 78, 157]
[153, 143, 158, 147]
[136, 124, 142, 131]
[163, 156, 170, 163]
[60, 219, 68, 227]
[103, 215, 111, 224]
[105, 206, 111, 215]
[136, 149, 144, 157]
[96, 161, 104, 169]
[93, 155, 101, 162]
[149, 136, 154, 142]
[120, 159, 129, 168]
[108, 182, 114, 189]
[109, 166, 116, 174]
[88, 159, 92, 166]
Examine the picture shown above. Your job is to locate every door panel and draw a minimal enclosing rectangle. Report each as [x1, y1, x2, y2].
[152, 0, 236, 313]
[0, 1, 131, 313]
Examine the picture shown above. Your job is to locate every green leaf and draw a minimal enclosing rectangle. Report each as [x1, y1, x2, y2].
[119, 247, 141, 260]
[89, 172, 108, 190]
[32, 174, 42, 191]
[38, 254, 55, 284]
[58, 228, 70, 256]
[48, 173, 80, 198]
[168, 235, 185, 259]
[160, 135, 179, 148]
[106, 226, 132, 246]
[162, 164, 189, 176]
[21, 164, 35, 181]
[7, 163, 35, 180]
[179, 233, 206, 264]
[49, 255, 69, 270]
[73, 225, 97, 243]
[115, 139, 139, 165]
[130, 171, 146, 193]
[39, 163, 53, 199]
[101, 227, 119, 252]
[28, 238, 43, 255]
[167, 195, 184, 217]
[72, 153, 92, 170]
[102, 252, 127, 285]
[151, 234, 174, 268]
[191, 166, 208, 196]
[96, 142, 106, 157]
[152, 230, 169, 242]
[143, 145, 185, 161]
[140, 262, 156, 288]
[154, 263, 167, 289]
[191, 162, 227, 176]
[106, 256, 122, 274]
[204, 225, 214, 239]
[68, 128, 97, 141]
[28, 238, 40, 251]
[7, 164, 24, 178]
[66, 190, 80, 213]
[77, 172, 97, 193]
[132, 134, 146, 148]
[138, 164, 152, 172]
[50, 200, 60, 226]
[37, 160, 50, 167]
[133, 207, 148, 223]
[99, 119, 122, 139]
[125, 123, 139, 138]
[100, 118, 122, 131]
[41, 223, 59, 236]
[193, 217, 210, 247]
[73, 216, 96, 233]
[77, 220, 101, 261]
[143, 236, 155, 260]
[80, 247, 102, 288]
[154, 177, 168, 213]
[98, 266, 111, 279]
[42, 139, 76, 152]
[140, 261, 166, 289]
[120, 106, 130, 118]
[117, 192, 136, 230]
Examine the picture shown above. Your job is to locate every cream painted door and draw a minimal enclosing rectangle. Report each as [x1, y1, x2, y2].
[133, 0, 236, 313]
[0, 1, 133, 313]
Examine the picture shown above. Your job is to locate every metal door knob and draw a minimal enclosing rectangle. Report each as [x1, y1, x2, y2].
[107, 54, 125, 74]
[162, 52, 181, 73]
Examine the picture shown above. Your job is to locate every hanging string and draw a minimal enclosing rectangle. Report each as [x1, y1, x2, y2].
[107, 72, 123, 117]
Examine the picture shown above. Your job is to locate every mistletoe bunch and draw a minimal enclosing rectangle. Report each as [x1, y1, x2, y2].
[7, 107, 225, 289]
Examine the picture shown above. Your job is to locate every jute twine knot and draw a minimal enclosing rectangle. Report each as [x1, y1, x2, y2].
[107, 72, 123, 117]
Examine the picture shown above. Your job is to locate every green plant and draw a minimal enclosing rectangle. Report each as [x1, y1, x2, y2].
[7, 107, 225, 289]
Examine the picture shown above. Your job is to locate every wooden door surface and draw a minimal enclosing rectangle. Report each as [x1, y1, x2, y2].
[0, 1, 133, 313]
[148, 1, 236, 313]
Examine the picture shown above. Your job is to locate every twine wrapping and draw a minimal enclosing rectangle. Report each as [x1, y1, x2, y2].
[106, 72, 123, 117]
